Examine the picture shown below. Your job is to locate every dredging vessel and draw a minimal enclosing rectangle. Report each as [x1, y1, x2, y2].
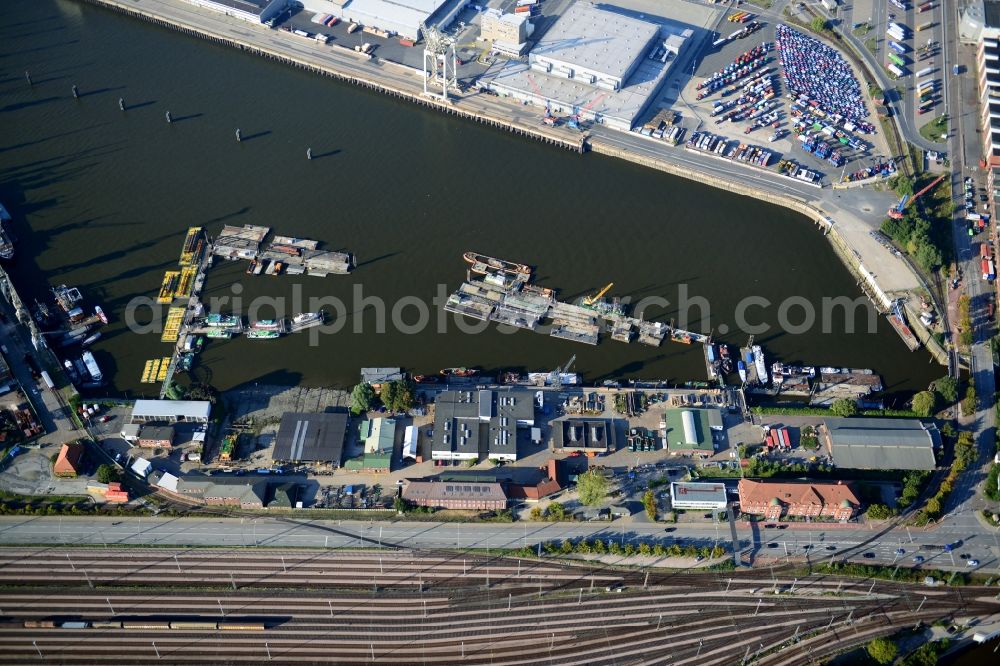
[463, 251, 532, 282]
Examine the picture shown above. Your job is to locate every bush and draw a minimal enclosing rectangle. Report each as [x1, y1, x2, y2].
[911, 391, 937, 418]
[95, 464, 120, 484]
[961, 386, 978, 417]
[866, 503, 893, 520]
[548, 502, 566, 522]
[933, 376, 959, 404]
[830, 398, 858, 417]
[810, 16, 829, 33]
[867, 637, 898, 665]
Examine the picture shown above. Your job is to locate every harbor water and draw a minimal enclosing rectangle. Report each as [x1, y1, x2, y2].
[0, 0, 940, 400]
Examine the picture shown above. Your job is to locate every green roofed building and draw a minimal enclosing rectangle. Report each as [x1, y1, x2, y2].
[662, 408, 723, 456]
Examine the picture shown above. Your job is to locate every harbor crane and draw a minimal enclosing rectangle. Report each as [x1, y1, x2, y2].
[583, 283, 614, 306]
[566, 92, 607, 130]
[420, 22, 457, 100]
[551, 354, 577, 390]
[886, 174, 946, 219]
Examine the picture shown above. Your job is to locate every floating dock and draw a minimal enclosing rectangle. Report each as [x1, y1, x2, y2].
[213, 224, 270, 260]
[161, 307, 186, 342]
[178, 227, 203, 267]
[157, 271, 181, 304]
[444, 253, 705, 349]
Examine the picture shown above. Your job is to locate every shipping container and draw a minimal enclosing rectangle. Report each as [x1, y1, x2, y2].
[399, 38, 415, 47]
[887, 63, 904, 78]
[514, 5, 531, 12]
[981, 243, 990, 259]
[516, 0, 537, 5]
[915, 67, 934, 78]
[889, 41, 906, 54]
[888, 53, 905, 68]
[918, 1, 933, 12]
[916, 22, 932, 32]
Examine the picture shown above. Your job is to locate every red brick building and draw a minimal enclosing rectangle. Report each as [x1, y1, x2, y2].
[53, 441, 85, 478]
[738, 479, 860, 522]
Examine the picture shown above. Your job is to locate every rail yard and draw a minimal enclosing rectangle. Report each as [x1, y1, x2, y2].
[0, 547, 996, 664]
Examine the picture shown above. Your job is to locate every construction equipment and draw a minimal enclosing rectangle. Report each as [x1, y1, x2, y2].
[583, 283, 614, 306]
[567, 92, 607, 130]
[526, 74, 556, 126]
[886, 174, 946, 219]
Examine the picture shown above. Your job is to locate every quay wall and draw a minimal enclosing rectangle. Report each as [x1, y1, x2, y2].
[74, 0, 585, 154]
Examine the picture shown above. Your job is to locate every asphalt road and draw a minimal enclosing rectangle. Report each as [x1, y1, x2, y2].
[2, 515, 997, 572]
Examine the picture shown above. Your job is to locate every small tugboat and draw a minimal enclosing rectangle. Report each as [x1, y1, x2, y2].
[250, 319, 283, 331]
[81, 351, 102, 383]
[81, 331, 101, 347]
[205, 329, 233, 339]
[246, 329, 280, 339]
[94, 305, 108, 325]
[440, 367, 477, 377]
[205, 313, 240, 327]
[413, 374, 440, 384]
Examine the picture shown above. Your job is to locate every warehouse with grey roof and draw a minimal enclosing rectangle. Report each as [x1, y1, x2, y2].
[432, 389, 534, 463]
[484, 1, 691, 131]
[822, 418, 938, 470]
[273, 412, 349, 464]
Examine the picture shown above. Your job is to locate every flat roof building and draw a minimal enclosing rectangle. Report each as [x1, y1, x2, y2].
[402, 479, 507, 510]
[360, 367, 405, 386]
[481, 9, 532, 57]
[432, 389, 534, 463]
[662, 408, 722, 456]
[822, 418, 938, 470]
[738, 479, 860, 522]
[324, 0, 465, 42]
[137, 425, 175, 449]
[273, 412, 349, 464]
[177, 476, 267, 509]
[187, 0, 288, 24]
[670, 482, 728, 510]
[552, 418, 619, 453]
[485, 2, 691, 131]
[130, 400, 211, 424]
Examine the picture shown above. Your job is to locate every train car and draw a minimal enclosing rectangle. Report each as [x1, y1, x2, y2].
[888, 53, 905, 68]
[170, 621, 219, 630]
[122, 622, 172, 630]
[916, 22, 932, 32]
[889, 41, 906, 54]
[23, 620, 56, 628]
[218, 623, 266, 631]
[91, 621, 124, 629]
[887, 63, 905, 78]
[918, 1, 933, 11]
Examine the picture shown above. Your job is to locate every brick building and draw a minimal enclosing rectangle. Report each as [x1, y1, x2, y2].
[737, 479, 860, 522]
[53, 441, 85, 478]
[402, 479, 507, 511]
[137, 425, 174, 449]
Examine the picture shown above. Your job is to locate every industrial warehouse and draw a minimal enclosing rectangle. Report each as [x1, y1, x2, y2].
[483, 2, 691, 131]
[299, 0, 467, 41]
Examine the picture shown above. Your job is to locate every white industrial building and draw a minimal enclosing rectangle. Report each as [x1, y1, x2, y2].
[669, 482, 728, 511]
[187, 0, 288, 23]
[485, 2, 690, 131]
[130, 400, 212, 424]
[302, 0, 467, 42]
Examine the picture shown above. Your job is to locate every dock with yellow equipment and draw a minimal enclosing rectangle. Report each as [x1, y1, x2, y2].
[161, 307, 185, 342]
[141, 358, 160, 383]
[178, 227, 203, 267]
[157, 271, 181, 304]
[157, 357, 171, 381]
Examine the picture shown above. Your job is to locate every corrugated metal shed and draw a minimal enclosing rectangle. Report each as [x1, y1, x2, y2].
[824, 417, 938, 470]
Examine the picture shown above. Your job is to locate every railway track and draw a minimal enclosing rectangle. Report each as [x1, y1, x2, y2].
[0, 548, 993, 664]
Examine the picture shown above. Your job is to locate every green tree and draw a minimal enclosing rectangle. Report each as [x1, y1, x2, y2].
[643, 490, 657, 521]
[866, 637, 898, 665]
[548, 502, 566, 521]
[96, 464, 120, 484]
[380, 381, 397, 412]
[810, 16, 829, 32]
[933, 376, 959, 404]
[830, 398, 858, 418]
[386, 380, 415, 413]
[529, 506, 544, 521]
[961, 386, 978, 416]
[560, 539, 574, 554]
[576, 470, 609, 507]
[911, 391, 937, 418]
[350, 382, 376, 415]
[889, 174, 915, 197]
[866, 503, 893, 520]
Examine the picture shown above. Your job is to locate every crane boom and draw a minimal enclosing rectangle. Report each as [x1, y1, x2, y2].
[584, 282, 614, 306]
[886, 174, 946, 219]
